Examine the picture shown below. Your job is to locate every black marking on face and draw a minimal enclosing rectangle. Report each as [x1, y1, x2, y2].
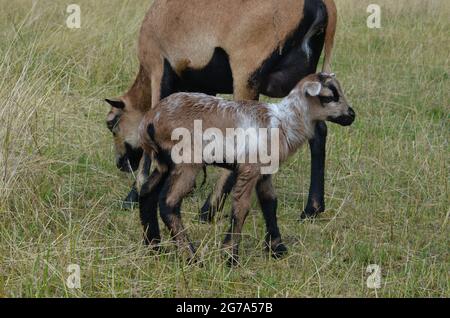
[328, 85, 340, 101]
[117, 143, 143, 172]
[319, 84, 340, 105]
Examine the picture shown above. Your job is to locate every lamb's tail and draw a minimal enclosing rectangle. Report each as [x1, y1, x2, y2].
[138, 115, 159, 157]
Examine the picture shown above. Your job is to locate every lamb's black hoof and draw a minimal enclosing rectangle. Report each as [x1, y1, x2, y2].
[121, 187, 139, 210]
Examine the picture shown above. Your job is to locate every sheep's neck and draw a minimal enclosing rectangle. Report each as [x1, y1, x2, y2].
[271, 93, 315, 154]
[124, 66, 152, 112]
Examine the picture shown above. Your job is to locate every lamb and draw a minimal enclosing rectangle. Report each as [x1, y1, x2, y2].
[137, 72, 355, 265]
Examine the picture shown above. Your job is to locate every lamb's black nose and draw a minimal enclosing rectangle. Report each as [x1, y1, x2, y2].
[348, 107, 356, 119]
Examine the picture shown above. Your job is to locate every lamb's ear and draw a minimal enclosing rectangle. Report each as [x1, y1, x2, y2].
[304, 82, 322, 97]
[105, 98, 125, 109]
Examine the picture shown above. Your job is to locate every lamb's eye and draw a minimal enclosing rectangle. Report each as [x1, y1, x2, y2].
[329, 85, 340, 102]
[319, 96, 335, 104]
[319, 85, 340, 105]
[107, 115, 120, 133]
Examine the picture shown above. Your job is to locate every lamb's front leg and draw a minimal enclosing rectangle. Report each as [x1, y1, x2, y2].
[222, 168, 259, 266]
[302, 121, 328, 220]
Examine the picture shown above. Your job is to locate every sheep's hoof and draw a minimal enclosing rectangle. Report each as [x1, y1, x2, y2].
[266, 240, 288, 259]
[271, 243, 288, 259]
[300, 205, 325, 220]
[121, 188, 139, 210]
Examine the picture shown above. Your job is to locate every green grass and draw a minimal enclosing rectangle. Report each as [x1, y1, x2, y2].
[0, 0, 448, 297]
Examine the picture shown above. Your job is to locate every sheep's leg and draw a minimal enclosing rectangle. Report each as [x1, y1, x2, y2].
[302, 121, 328, 220]
[122, 58, 183, 211]
[256, 175, 287, 259]
[121, 66, 153, 210]
[159, 166, 200, 260]
[122, 184, 139, 210]
[150, 58, 165, 107]
[199, 170, 237, 223]
[222, 168, 259, 266]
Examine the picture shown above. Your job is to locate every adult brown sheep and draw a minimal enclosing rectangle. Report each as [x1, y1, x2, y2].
[105, 0, 338, 221]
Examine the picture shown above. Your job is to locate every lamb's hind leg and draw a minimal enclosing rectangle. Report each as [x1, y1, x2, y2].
[256, 175, 287, 259]
[199, 170, 237, 223]
[159, 166, 200, 260]
[138, 155, 167, 248]
[223, 167, 259, 266]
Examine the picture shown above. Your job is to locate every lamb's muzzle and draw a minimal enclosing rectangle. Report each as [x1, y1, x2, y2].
[328, 107, 356, 126]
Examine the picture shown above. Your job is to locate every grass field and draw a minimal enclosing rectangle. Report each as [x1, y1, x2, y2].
[0, 0, 448, 298]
